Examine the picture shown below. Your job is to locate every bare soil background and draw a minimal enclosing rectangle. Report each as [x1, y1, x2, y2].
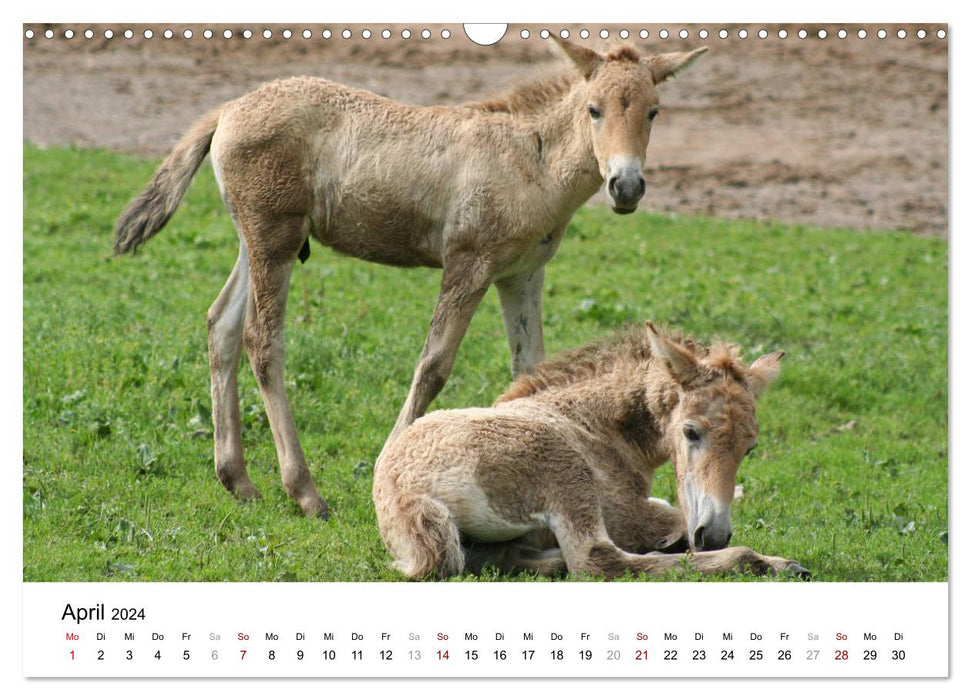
[23, 23, 948, 236]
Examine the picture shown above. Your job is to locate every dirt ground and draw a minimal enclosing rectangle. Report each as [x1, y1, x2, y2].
[23, 23, 948, 236]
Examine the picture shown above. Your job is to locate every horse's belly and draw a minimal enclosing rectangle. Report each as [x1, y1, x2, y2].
[312, 188, 446, 268]
[439, 482, 535, 543]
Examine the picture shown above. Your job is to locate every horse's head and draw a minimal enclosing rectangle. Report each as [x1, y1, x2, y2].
[645, 322, 784, 552]
[554, 39, 708, 214]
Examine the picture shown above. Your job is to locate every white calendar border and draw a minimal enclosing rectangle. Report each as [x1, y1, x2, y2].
[8, 0, 963, 696]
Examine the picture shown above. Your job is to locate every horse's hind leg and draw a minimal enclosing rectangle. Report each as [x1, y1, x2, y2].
[242, 215, 328, 518]
[463, 539, 567, 578]
[207, 238, 260, 501]
[495, 267, 546, 377]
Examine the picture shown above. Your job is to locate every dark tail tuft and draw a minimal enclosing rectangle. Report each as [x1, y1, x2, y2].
[114, 107, 222, 255]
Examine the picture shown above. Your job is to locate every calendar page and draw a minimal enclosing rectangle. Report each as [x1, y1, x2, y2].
[19, 3, 954, 693]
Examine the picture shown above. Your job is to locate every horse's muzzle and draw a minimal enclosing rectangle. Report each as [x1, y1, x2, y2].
[692, 525, 733, 551]
[607, 172, 646, 213]
[606, 157, 646, 214]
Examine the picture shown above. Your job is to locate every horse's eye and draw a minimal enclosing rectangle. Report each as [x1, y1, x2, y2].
[648, 107, 660, 122]
[587, 104, 603, 119]
[683, 425, 701, 442]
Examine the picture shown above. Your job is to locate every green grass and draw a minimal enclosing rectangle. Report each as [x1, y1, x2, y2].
[22, 144, 948, 582]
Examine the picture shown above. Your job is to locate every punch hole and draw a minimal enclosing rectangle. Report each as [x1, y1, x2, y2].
[45, 29, 54, 39]
[896, 29, 906, 39]
[24, 29, 34, 39]
[937, 29, 946, 39]
[758, 29, 768, 39]
[837, 29, 847, 39]
[341, 29, 351, 39]
[362, 29, 372, 39]
[718, 29, 728, 39]
[817, 29, 827, 39]
[738, 29, 748, 39]
[164, 29, 174, 39]
[877, 29, 887, 39]
[559, 29, 570, 39]
[85, 29, 94, 39]
[797, 29, 806, 39]
[222, 29, 232, 39]
[699, 29, 709, 39]
[124, 29, 133, 39]
[916, 29, 927, 39]
[262, 29, 272, 39]
[400, 29, 410, 39]
[302, 29, 312, 39]
[600, 29, 609, 39]
[580, 29, 590, 39]
[183, 29, 193, 39]
[322, 29, 332, 39]
[421, 29, 431, 39]
[540, 29, 550, 39]
[64, 29, 75, 39]
[462, 23, 509, 46]
[639, 29, 649, 39]
[857, 29, 867, 39]
[382, 29, 391, 39]
[143, 29, 153, 39]
[441, 29, 451, 39]
[679, 29, 688, 39]
[778, 29, 788, 39]
[203, 29, 213, 39]
[619, 29, 629, 39]
[104, 29, 113, 39]
[520, 29, 529, 39]
[659, 29, 669, 39]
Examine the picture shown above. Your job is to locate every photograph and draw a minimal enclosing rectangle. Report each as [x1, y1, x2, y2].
[22, 22, 947, 589]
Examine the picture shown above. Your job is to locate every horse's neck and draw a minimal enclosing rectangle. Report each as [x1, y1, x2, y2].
[527, 88, 602, 202]
[540, 366, 672, 469]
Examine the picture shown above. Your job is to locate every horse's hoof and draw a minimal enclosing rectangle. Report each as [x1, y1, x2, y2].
[302, 496, 331, 520]
[787, 562, 811, 579]
[235, 483, 263, 502]
[659, 532, 689, 554]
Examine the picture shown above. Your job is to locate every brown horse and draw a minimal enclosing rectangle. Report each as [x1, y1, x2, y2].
[373, 322, 808, 580]
[114, 39, 708, 518]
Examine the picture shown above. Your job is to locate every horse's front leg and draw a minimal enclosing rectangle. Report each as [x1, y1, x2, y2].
[381, 252, 494, 454]
[495, 265, 546, 377]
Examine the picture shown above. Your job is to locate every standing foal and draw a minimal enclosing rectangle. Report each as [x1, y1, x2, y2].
[114, 40, 707, 517]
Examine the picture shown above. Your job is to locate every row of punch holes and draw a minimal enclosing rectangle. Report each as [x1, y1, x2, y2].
[24, 26, 947, 42]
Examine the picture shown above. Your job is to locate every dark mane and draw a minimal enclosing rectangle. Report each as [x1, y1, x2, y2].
[493, 325, 746, 404]
[466, 44, 644, 116]
[465, 68, 578, 115]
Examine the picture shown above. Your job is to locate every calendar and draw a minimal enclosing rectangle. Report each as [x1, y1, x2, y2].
[23, 583, 947, 677]
[21, 12, 952, 689]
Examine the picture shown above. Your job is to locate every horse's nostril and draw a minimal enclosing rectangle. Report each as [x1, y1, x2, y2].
[637, 177, 646, 198]
[607, 176, 619, 198]
[693, 527, 706, 550]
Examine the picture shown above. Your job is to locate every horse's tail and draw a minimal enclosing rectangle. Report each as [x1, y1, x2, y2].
[114, 106, 223, 255]
[374, 490, 465, 580]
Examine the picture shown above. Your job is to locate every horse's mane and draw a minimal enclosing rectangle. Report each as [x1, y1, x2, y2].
[466, 44, 644, 116]
[466, 68, 578, 115]
[494, 325, 747, 404]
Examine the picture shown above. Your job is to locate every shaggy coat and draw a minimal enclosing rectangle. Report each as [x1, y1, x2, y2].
[373, 323, 807, 580]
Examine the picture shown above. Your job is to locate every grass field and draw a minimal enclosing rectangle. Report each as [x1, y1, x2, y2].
[22, 145, 948, 582]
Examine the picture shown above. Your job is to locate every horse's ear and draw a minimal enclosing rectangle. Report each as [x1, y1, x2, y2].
[646, 321, 700, 385]
[552, 37, 604, 80]
[747, 351, 785, 398]
[643, 46, 709, 84]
